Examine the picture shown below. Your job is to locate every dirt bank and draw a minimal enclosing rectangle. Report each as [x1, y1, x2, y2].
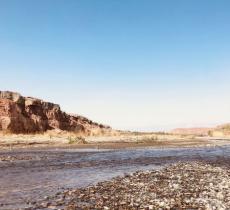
[0, 133, 230, 150]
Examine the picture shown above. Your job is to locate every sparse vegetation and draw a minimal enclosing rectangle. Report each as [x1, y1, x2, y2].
[68, 136, 87, 144]
[138, 135, 159, 143]
[208, 130, 213, 137]
[221, 124, 230, 131]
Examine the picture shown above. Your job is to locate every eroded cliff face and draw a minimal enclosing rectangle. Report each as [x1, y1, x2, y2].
[0, 91, 111, 134]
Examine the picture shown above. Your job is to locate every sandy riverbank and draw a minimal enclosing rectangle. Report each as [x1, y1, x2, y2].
[0, 132, 230, 150]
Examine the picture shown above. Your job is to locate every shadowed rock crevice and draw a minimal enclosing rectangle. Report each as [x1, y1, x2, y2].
[0, 91, 111, 134]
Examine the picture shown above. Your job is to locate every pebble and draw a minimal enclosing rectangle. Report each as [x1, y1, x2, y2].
[27, 162, 230, 209]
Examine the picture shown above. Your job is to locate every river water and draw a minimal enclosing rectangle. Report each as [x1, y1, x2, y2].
[0, 145, 230, 209]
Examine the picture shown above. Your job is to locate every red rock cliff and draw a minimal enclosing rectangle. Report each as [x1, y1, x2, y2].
[0, 91, 111, 134]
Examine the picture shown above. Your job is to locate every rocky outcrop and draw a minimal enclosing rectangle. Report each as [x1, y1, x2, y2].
[0, 91, 111, 134]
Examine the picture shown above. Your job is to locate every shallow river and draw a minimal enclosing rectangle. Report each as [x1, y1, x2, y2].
[0, 145, 230, 209]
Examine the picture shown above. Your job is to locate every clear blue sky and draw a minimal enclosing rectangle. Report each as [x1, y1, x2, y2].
[1, 0, 230, 131]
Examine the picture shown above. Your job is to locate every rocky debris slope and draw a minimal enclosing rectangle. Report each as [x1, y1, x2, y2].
[0, 91, 111, 134]
[31, 162, 230, 210]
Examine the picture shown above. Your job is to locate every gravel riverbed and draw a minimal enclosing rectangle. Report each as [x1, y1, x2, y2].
[29, 161, 230, 210]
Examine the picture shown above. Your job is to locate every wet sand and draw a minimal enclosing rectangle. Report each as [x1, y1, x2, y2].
[1, 145, 230, 209]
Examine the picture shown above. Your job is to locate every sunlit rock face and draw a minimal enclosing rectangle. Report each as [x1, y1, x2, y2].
[0, 91, 111, 134]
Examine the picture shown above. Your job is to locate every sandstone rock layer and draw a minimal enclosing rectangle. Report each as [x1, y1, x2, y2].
[0, 91, 110, 134]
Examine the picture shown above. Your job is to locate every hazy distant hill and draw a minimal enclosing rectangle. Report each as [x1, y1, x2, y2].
[209, 124, 230, 137]
[171, 127, 213, 136]
[172, 124, 230, 137]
